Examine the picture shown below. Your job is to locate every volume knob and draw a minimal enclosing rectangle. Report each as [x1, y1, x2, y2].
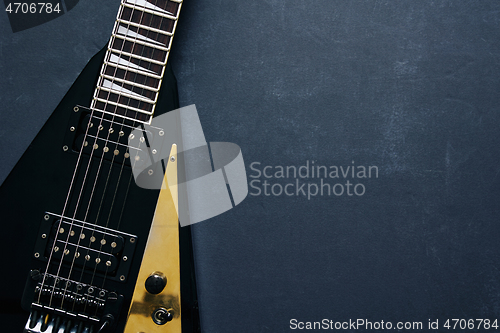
[145, 272, 167, 295]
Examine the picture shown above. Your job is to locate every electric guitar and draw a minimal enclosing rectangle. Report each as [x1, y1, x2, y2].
[0, 0, 200, 332]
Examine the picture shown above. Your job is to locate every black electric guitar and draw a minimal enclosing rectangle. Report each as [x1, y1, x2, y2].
[0, 0, 200, 332]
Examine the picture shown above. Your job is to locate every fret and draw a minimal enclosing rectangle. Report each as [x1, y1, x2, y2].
[110, 38, 168, 63]
[101, 77, 157, 101]
[102, 65, 161, 97]
[98, 85, 157, 104]
[117, 19, 174, 38]
[92, 101, 151, 123]
[91, 106, 151, 123]
[101, 61, 161, 82]
[89, 0, 183, 124]
[101, 73, 160, 92]
[103, 60, 162, 80]
[94, 98, 154, 115]
[108, 47, 166, 66]
[106, 53, 162, 76]
[120, 6, 176, 34]
[141, 0, 181, 14]
[116, 24, 171, 47]
[124, 0, 177, 17]
[122, 2, 177, 21]
[95, 91, 154, 114]
[114, 34, 170, 52]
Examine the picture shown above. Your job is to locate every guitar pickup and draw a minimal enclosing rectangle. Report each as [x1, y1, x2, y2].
[63, 105, 155, 164]
[51, 240, 120, 273]
[53, 222, 124, 255]
[33, 212, 137, 282]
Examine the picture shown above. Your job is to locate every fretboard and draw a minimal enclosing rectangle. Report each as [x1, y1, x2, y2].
[92, 0, 182, 124]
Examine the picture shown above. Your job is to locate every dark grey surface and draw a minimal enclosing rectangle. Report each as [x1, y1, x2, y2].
[2, 1, 500, 332]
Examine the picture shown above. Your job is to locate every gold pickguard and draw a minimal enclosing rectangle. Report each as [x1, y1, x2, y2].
[124, 144, 182, 333]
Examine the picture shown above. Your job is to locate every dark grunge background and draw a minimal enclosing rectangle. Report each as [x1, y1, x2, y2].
[1, 1, 500, 332]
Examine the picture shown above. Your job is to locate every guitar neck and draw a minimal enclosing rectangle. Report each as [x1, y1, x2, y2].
[92, 0, 183, 124]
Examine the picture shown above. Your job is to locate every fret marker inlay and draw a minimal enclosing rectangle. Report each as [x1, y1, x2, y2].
[108, 54, 157, 75]
[102, 79, 154, 101]
[91, 0, 183, 124]
[125, 0, 174, 16]
[117, 25, 165, 46]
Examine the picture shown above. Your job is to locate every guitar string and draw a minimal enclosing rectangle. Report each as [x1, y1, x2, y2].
[58, 0, 153, 313]
[81, 0, 177, 312]
[81, 0, 178, 317]
[36, 22, 125, 310]
[41, 0, 178, 316]
[88, 0, 175, 295]
[75, 0, 161, 315]
[57, 0, 175, 317]
[43, 0, 150, 312]
[59, 0, 148, 309]
[87, 0, 179, 318]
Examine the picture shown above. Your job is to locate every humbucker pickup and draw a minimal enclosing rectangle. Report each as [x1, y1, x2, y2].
[33, 212, 137, 282]
[65, 106, 136, 164]
[63, 105, 163, 167]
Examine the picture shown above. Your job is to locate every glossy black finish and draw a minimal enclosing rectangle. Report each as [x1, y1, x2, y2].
[0, 46, 200, 333]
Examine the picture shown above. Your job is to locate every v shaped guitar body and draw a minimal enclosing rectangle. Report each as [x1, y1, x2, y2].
[0, 44, 200, 332]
